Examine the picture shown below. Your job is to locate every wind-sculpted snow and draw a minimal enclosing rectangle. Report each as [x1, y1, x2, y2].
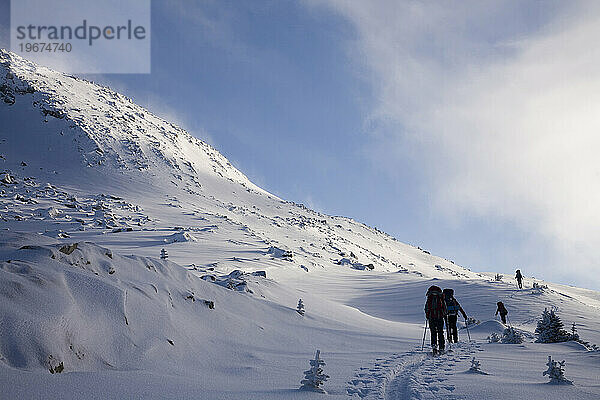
[0, 233, 221, 372]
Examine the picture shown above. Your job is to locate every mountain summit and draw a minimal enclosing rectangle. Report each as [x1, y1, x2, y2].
[0, 49, 263, 195]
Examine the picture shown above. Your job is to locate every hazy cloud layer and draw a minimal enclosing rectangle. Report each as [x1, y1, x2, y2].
[312, 0, 600, 286]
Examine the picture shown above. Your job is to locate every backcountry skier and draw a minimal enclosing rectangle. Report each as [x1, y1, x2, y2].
[495, 301, 508, 324]
[443, 288, 467, 343]
[515, 269, 523, 289]
[425, 285, 447, 355]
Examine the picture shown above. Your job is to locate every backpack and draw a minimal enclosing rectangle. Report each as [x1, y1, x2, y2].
[497, 301, 507, 315]
[426, 286, 446, 319]
[443, 288, 459, 315]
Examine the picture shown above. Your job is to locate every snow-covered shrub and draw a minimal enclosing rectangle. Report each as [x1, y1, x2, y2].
[47, 355, 64, 374]
[501, 327, 524, 344]
[297, 299, 305, 316]
[300, 350, 329, 393]
[469, 357, 481, 372]
[465, 317, 480, 327]
[160, 248, 168, 260]
[531, 282, 548, 295]
[543, 356, 572, 385]
[494, 273, 503, 281]
[535, 308, 569, 343]
[487, 332, 500, 343]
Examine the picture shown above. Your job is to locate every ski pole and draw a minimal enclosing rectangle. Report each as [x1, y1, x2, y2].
[464, 316, 471, 342]
[421, 319, 428, 351]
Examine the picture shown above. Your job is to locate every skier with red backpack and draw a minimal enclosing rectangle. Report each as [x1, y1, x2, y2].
[443, 288, 467, 343]
[424, 285, 447, 355]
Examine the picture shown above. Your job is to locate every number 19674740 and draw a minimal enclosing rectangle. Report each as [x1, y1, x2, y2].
[18, 42, 72, 52]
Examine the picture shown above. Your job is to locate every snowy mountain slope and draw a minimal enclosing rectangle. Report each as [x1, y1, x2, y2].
[0, 49, 266, 195]
[1, 50, 599, 399]
[0, 49, 476, 282]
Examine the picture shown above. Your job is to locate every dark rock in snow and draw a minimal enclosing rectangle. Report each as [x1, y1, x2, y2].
[204, 300, 215, 309]
[58, 243, 78, 255]
[227, 270, 244, 279]
[1, 173, 16, 184]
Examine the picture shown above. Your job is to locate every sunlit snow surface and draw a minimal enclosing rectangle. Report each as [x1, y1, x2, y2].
[1, 50, 599, 399]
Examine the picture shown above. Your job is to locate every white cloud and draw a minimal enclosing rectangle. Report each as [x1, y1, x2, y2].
[311, 0, 600, 286]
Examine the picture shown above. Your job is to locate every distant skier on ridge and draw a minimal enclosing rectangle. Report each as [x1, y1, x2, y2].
[425, 285, 447, 355]
[443, 288, 467, 343]
[515, 269, 523, 289]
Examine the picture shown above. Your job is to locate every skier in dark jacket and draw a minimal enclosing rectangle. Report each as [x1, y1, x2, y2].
[495, 301, 508, 324]
[425, 285, 447, 355]
[515, 269, 523, 289]
[443, 288, 467, 343]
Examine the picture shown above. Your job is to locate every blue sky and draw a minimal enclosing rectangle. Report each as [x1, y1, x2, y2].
[1, 1, 599, 289]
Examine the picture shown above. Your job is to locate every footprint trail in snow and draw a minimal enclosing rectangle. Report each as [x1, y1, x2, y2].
[347, 341, 482, 399]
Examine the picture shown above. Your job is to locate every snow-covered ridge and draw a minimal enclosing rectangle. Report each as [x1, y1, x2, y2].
[0, 49, 265, 194]
[0, 49, 479, 282]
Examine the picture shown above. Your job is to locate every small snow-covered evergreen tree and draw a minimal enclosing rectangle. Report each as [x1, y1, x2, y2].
[570, 323, 579, 341]
[160, 248, 168, 260]
[543, 356, 572, 385]
[299, 350, 329, 393]
[535, 308, 569, 343]
[487, 332, 500, 343]
[467, 357, 489, 375]
[470, 357, 481, 372]
[296, 299, 305, 316]
[501, 327, 524, 344]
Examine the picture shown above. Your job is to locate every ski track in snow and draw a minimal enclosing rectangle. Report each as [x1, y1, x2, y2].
[348, 341, 482, 399]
